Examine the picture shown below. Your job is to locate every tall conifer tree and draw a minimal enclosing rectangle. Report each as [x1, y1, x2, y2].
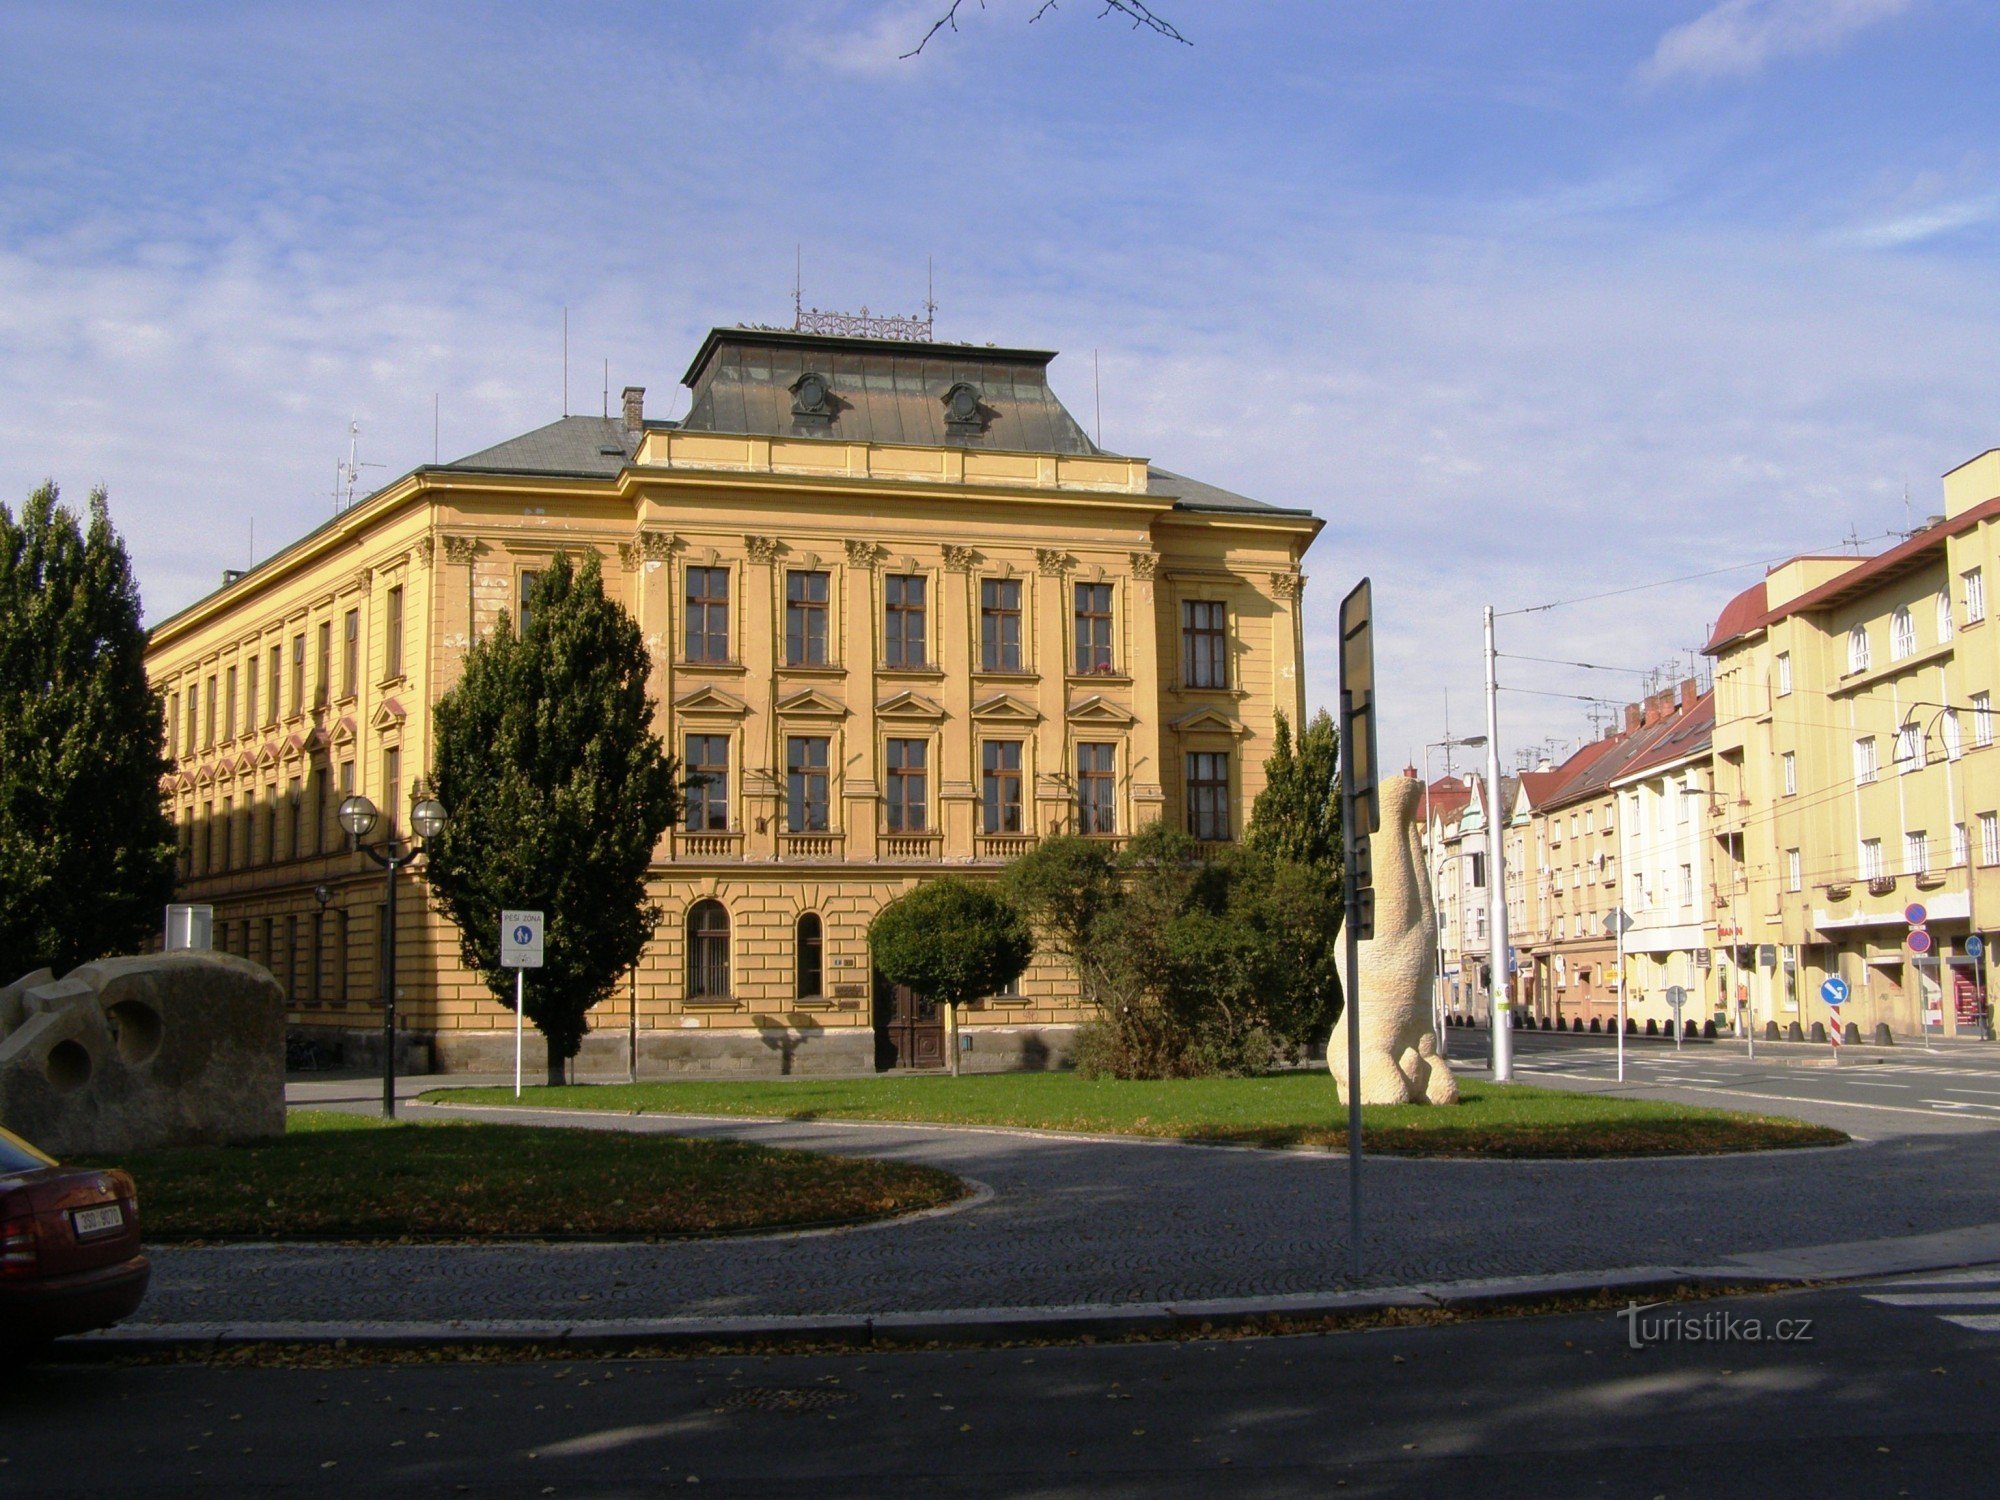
[426, 552, 681, 1082]
[1247, 708, 1343, 873]
[0, 484, 176, 979]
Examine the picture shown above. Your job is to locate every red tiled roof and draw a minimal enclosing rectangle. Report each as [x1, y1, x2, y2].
[1704, 578, 1768, 654]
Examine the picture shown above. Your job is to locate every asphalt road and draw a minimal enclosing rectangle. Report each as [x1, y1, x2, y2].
[1464, 1025, 2000, 1132]
[10, 1271, 2000, 1496]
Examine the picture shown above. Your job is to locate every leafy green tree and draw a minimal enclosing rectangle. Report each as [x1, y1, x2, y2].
[999, 833, 1118, 993]
[868, 878, 1033, 1076]
[1248, 708, 1342, 873]
[425, 552, 680, 1083]
[0, 484, 175, 979]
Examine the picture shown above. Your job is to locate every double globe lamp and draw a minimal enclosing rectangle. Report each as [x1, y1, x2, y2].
[337, 792, 448, 1117]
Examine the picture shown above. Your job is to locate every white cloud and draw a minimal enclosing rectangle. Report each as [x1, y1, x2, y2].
[1836, 196, 1999, 248]
[1642, 0, 1911, 85]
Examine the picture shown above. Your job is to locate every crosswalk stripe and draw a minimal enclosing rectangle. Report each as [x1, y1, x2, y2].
[1865, 1290, 2000, 1306]
[1940, 1314, 2000, 1332]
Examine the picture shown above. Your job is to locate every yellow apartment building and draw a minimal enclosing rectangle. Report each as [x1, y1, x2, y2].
[143, 324, 1322, 1073]
[1707, 450, 2000, 1040]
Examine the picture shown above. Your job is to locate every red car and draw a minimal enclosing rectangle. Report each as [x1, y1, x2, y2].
[0, 1124, 149, 1346]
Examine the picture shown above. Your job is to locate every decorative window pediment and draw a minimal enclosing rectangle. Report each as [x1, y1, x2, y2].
[876, 689, 947, 720]
[256, 740, 281, 768]
[1169, 706, 1249, 737]
[280, 732, 310, 761]
[330, 715, 358, 748]
[370, 698, 407, 733]
[193, 763, 215, 787]
[234, 751, 257, 775]
[674, 684, 751, 717]
[1066, 694, 1137, 726]
[774, 687, 849, 719]
[971, 691, 1041, 722]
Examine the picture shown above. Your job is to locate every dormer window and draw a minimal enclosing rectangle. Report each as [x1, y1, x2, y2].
[942, 381, 986, 432]
[790, 370, 834, 420]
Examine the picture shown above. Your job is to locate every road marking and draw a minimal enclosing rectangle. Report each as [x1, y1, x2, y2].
[1939, 1086, 2000, 1097]
[1922, 1099, 2000, 1112]
[1866, 1290, 2000, 1307]
[1514, 1069, 1989, 1121]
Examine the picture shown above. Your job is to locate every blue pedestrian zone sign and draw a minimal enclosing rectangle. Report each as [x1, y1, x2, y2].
[1820, 976, 1849, 1007]
[500, 909, 545, 969]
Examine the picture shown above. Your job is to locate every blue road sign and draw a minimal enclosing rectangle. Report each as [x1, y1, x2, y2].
[1821, 976, 1849, 1007]
[1968, 935, 1985, 960]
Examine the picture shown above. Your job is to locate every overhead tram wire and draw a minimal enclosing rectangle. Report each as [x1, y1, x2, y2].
[1497, 528, 1902, 619]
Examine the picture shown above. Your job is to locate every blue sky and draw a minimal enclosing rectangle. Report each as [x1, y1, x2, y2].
[6, 0, 2000, 770]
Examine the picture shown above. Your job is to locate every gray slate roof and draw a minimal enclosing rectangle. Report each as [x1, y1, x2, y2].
[441, 416, 637, 478]
[677, 328, 1100, 455]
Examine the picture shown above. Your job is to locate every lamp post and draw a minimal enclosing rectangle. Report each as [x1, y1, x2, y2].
[337, 792, 448, 1118]
[1422, 734, 1487, 1056]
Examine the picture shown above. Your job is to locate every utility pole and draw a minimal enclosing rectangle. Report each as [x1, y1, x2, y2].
[1484, 604, 1513, 1083]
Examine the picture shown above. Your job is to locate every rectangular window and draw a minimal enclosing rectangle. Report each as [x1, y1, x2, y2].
[1976, 692, 1994, 747]
[246, 655, 258, 727]
[517, 570, 540, 634]
[342, 610, 358, 697]
[262, 784, 277, 863]
[1470, 851, 1487, 888]
[1896, 722, 1925, 771]
[784, 570, 830, 666]
[1860, 838, 1884, 880]
[1953, 822, 1969, 868]
[310, 767, 326, 856]
[223, 666, 237, 740]
[684, 567, 729, 662]
[884, 574, 927, 668]
[1891, 607, 1916, 661]
[261, 916, 274, 973]
[1967, 567, 1986, 624]
[198, 800, 212, 873]
[382, 745, 401, 835]
[1075, 583, 1115, 675]
[316, 622, 331, 706]
[1775, 651, 1792, 696]
[1782, 751, 1797, 796]
[1982, 812, 1999, 867]
[1680, 864, 1695, 905]
[1854, 737, 1878, 785]
[336, 908, 350, 1003]
[309, 912, 323, 1004]
[786, 737, 830, 832]
[284, 914, 298, 1003]
[218, 795, 233, 870]
[385, 586, 405, 678]
[683, 734, 730, 832]
[182, 685, 196, 755]
[1944, 711, 1964, 761]
[204, 676, 217, 748]
[1181, 599, 1228, 688]
[288, 776, 303, 860]
[1186, 751, 1230, 840]
[980, 578, 1022, 671]
[982, 740, 1024, 834]
[1906, 829, 1930, 877]
[1848, 625, 1871, 674]
[268, 645, 281, 724]
[885, 739, 928, 832]
[289, 635, 305, 713]
[1077, 742, 1116, 834]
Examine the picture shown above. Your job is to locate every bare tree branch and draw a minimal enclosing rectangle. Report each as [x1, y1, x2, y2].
[903, 0, 1187, 59]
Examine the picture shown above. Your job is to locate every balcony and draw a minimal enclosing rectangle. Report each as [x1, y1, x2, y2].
[779, 832, 844, 861]
[674, 831, 742, 860]
[975, 833, 1038, 862]
[1866, 875, 1897, 897]
[880, 832, 942, 861]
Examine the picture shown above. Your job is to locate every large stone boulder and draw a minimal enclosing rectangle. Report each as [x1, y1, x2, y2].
[0, 954, 285, 1156]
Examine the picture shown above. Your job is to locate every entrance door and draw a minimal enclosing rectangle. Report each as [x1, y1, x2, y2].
[875, 973, 945, 1070]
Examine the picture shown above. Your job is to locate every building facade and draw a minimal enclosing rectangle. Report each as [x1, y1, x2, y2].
[144, 326, 1322, 1073]
[1706, 450, 2000, 1040]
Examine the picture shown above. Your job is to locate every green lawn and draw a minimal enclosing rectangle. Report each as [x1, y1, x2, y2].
[86, 1109, 966, 1241]
[425, 1072, 1847, 1158]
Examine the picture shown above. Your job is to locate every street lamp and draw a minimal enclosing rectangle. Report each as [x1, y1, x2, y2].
[339, 791, 448, 1117]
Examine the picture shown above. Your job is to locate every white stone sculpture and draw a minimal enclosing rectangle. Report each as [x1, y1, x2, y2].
[1329, 772, 1459, 1106]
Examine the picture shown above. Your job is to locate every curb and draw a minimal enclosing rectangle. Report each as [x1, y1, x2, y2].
[57, 1264, 1766, 1360]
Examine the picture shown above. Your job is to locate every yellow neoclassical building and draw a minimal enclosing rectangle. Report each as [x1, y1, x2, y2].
[1706, 450, 2000, 1040]
[144, 324, 1322, 1073]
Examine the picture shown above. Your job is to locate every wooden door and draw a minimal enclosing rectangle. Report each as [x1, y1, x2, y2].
[875, 974, 945, 1070]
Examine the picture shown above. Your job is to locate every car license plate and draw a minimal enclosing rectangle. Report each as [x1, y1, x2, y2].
[71, 1203, 123, 1238]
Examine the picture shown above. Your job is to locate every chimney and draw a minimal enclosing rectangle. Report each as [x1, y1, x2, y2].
[1623, 703, 1641, 733]
[1679, 677, 1698, 711]
[621, 385, 645, 435]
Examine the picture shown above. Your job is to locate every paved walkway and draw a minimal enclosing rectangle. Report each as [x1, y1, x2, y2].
[121, 1075, 2000, 1331]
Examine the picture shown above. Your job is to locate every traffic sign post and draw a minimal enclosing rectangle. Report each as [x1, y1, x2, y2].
[1338, 579, 1377, 1284]
[1605, 907, 1634, 1080]
[1666, 984, 1687, 1052]
[501, 910, 545, 1098]
[1821, 975, 1848, 1053]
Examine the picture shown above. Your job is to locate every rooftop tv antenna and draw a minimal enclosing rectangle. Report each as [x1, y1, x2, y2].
[333, 420, 384, 515]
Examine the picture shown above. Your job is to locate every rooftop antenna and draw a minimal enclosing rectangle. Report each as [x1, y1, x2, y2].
[603, 358, 609, 420]
[925, 255, 937, 336]
[248, 517, 255, 567]
[333, 419, 383, 515]
[1903, 479, 1913, 535]
[794, 245, 803, 329]
[562, 306, 570, 417]
[1843, 524, 1865, 554]
[432, 393, 440, 465]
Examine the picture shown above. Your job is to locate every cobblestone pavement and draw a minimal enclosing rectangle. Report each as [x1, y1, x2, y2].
[129, 1090, 2000, 1327]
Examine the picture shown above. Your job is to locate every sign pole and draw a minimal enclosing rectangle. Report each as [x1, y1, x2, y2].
[515, 969, 525, 1099]
[1616, 915, 1626, 1083]
[1338, 579, 1379, 1285]
[500, 909, 545, 1096]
